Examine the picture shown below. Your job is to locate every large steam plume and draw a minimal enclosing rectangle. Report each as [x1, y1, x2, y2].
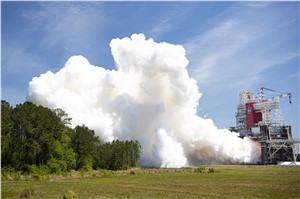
[27, 34, 259, 167]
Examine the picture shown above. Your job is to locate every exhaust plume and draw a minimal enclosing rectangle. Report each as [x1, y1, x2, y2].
[27, 33, 259, 167]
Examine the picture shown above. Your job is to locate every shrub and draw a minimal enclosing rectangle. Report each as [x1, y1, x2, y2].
[130, 170, 136, 175]
[47, 158, 69, 174]
[208, 168, 215, 173]
[63, 190, 77, 199]
[20, 186, 35, 198]
[78, 156, 93, 171]
[24, 165, 49, 180]
[181, 166, 192, 170]
[14, 171, 23, 180]
[100, 169, 113, 177]
[1, 167, 15, 180]
[64, 149, 77, 171]
[47, 161, 62, 174]
[196, 166, 206, 173]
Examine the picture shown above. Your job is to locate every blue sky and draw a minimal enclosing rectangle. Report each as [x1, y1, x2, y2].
[1, 1, 299, 138]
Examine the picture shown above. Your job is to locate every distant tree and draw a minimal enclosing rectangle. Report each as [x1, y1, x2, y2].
[1, 100, 14, 167]
[1, 99, 142, 173]
[97, 139, 142, 170]
[54, 108, 72, 126]
[1, 101, 76, 172]
[47, 134, 77, 173]
[9, 101, 66, 169]
[71, 125, 100, 170]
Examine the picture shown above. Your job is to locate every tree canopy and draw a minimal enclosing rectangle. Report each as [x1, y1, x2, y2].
[1, 100, 142, 173]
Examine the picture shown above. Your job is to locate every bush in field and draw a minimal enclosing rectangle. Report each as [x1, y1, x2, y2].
[1, 167, 15, 180]
[196, 166, 206, 173]
[130, 170, 136, 175]
[78, 156, 93, 172]
[100, 169, 114, 177]
[25, 165, 49, 180]
[63, 190, 77, 199]
[208, 168, 215, 173]
[20, 186, 35, 198]
[47, 159, 62, 174]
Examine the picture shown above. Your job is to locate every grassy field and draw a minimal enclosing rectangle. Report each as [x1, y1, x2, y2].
[2, 165, 300, 198]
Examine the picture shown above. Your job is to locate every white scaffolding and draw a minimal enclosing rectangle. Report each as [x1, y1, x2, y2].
[235, 89, 297, 164]
[253, 99, 285, 127]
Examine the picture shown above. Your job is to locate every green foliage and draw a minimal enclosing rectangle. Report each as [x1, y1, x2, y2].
[208, 168, 215, 173]
[25, 165, 49, 180]
[54, 108, 72, 126]
[48, 139, 76, 172]
[63, 190, 77, 199]
[130, 170, 136, 175]
[63, 148, 77, 171]
[1, 100, 143, 175]
[1, 101, 14, 167]
[1, 166, 15, 178]
[47, 158, 66, 174]
[181, 166, 192, 169]
[1, 101, 66, 169]
[97, 140, 142, 170]
[71, 125, 100, 170]
[78, 156, 93, 171]
[1, 100, 77, 174]
[196, 166, 206, 173]
[99, 169, 114, 177]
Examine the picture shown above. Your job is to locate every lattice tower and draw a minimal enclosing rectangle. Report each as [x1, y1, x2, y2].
[253, 98, 285, 127]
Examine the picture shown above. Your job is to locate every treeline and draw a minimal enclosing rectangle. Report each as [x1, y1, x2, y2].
[1, 100, 142, 173]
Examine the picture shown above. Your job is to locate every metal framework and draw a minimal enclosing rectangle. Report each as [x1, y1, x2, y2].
[235, 88, 298, 164]
[266, 140, 299, 163]
[253, 99, 285, 127]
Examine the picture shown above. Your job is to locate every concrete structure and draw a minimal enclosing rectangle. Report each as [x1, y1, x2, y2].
[232, 88, 299, 164]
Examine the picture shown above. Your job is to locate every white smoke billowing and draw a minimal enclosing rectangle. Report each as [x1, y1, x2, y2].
[27, 33, 259, 167]
[154, 129, 187, 168]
